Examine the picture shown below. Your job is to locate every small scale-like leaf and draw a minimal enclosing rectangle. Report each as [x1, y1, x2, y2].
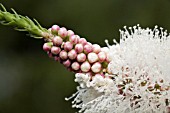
[0, 4, 7, 12]
[11, 8, 20, 19]
[29, 34, 43, 39]
[33, 18, 43, 30]
[0, 21, 15, 26]
[14, 27, 27, 31]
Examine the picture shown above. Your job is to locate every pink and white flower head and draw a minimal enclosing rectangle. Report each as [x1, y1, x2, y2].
[52, 36, 63, 46]
[79, 38, 87, 45]
[58, 27, 68, 38]
[98, 51, 106, 62]
[92, 44, 101, 53]
[75, 43, 83, 53]
[87, 52, 98, 63]
[84, 44, 93, 54]
[77, 53, 86, 62]
[68, 49, 77, 60]
[80, 61, 91, 72]
[91, 62, 102, 73]
[63, 59, 71, 67]
[43, 42, 52, 52]
[51, 46, 61, 55]
[66, 25, 170, 113]
[67, 30, 74, 37]
[59, 50, 68, 60]
[51, 25, 60, 34]
[69, 35, 80, 44]
[71, 62, 80, 71]
[64, 42, 73, 51]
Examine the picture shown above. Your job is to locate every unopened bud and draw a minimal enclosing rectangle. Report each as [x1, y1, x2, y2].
[98, 51, 106, 62]
[106, 56, 112, 62]
[64, 42, 73, 51]
[68, 50, 77, 60]
[67, 30, 74, 37]
[87, 52, 98, 63]
[75, 44, 83, 53]
[59, 50, 68, 60]
[63, 59, 71, 67]
[101, 47, 109, 54]
[79, 38, 87, 45]
[58, 27, 68, 38]
[52, 36, 63, 46]
[93, 44, 101, 53]
[48, 52, 53, 58]
[71, 62, 80, 71]
[84, 44, 93, 54]
[80, 61, 91, 72]
[69, 35, 80, 44]
[43, 42, 52, 52]
[51, 25, 60, 35]
[91, 62, 102, 73]
[51, 46, 61, 55]
[77, 53, 86, 62]
[54, 56, 61, 62]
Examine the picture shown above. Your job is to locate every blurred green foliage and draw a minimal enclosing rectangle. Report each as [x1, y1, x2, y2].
[0, 0, 170, 113]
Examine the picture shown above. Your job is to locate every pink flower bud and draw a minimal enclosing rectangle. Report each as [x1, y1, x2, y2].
[67, 30, 74, 37]
[63, 59, 71, 67]
[101, 47, 109, 54]
[51, 25, 60, 34]
[87, 42, 92, 46]
[52, 36, 63, 46]
[92, 44, 101, 53]
[54, 56, 61, 62]
[69, 35, 80, 44]
[64, 42, 73, 51]
[51, 46, 61, 55]
[91, 62, 102, 73]
[58, 27, 68, 38]
[106, 56, 111, 62]
[101, 47, 110, 62]
[84, 44, 93, 54]
[80, 61, 91, 72]
[98, 51, 106, 62]
[43, 43, 52, 52]
[59, 50, 68, 60]
[87, 52, 98, 63]
[75, 44, 83, 53]
[77, 53, 86, 62]
[48, 52, 53, 58]
[68, 49, 77, 60]
[78, 38, 87, 45]
[71, 62, 80, 71]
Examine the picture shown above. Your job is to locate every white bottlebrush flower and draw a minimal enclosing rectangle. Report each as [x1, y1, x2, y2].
[66, 25, 170, 113]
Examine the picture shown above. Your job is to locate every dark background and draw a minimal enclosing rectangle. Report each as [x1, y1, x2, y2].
[0, 0, 170, 113]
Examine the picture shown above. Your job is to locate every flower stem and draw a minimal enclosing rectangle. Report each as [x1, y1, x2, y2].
[0, 3, 51, 39]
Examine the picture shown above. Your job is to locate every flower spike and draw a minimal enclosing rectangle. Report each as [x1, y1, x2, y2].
[1, 4, 170, 113]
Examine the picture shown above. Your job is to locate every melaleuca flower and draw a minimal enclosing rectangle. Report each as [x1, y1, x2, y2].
[67, 25, 170, 113]
[1, 5, 170, 113]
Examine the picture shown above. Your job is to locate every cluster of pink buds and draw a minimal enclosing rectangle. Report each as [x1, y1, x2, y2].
[43, 25, 111, 77]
